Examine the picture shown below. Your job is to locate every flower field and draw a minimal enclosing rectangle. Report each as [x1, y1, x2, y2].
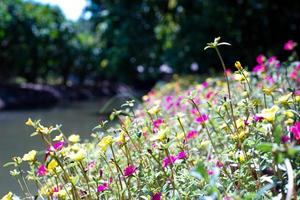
[2, 39, 300, 199]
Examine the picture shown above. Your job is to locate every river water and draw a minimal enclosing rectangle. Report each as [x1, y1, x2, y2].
[0, 100, 112, 195]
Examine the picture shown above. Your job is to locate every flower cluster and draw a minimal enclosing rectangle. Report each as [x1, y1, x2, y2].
[2, 39, 299, 199]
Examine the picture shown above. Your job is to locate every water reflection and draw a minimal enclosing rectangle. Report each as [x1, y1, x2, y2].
[0, 100, 109, 194]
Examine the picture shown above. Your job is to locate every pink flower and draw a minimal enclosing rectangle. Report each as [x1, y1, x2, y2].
[216, 160, 224, 168]
[85, 161, 96, 171]
[253, 65, 265, 73]
[124, 165, 137, 177]
[151, 192, 162, 200]
[165, 95, 173, 103]
[185, 130, 198, 140]
[97, 183, 108, 192]
[176, 151, 187, 160]
[267, 56, 280, 68]
[153, 118, 164, 129]
[253, 115, 264, 122]
[290, 64, 300, 82]
[205, 91, 214, 99]
[284, 40, 297, 51]
[53, 186, 59, 192]
[256, 54, 265, 64]
[37, 164, 47, 176]
[50, 141, 65, 151]
[176, 96, 183, 107]
[290, 122, 300, 141]
[162, 155, 177, 168]
[196, 114, 209, 124]
[208, 169, 214, 175]
[202, 81, 209, 88]
[190, 108, 198, 116]
[265, 75, 275, 85]
[225, 69, 232, 75]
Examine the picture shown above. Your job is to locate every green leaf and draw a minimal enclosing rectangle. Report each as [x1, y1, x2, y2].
[273, 125, 282, 144]
[204, 46, 213, 50]
[217, 42, 231, 46]
[256, 143, 273, 152]
[190, 161, 209, 182]
[3, 162, 15, 167]
[30, 131, 39, 137]
[287, 146, 300, 156]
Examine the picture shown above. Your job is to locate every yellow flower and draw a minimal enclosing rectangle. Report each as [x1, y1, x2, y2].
[47, 159, 58, 171]
[53, 133, 64, 141]
[39, 185, 51, 196]
[22, 150, 37, 162]
[285, 118, 294, 125]
[56, 190, 67, 199]
[176, 132, 185, 140]
[114, 131, 126, 144]
[231, 130, 247, 141]
[1, 192, 13, 200]
[148, 105, 160, 115]
[25, 118, 34, 126]
[284, 111, 294, 118]
[235, 61, 243, 70]
[262, 86, 275, 95]
[257, 105, 279, 122]
[69, 149, 85, 161]
[275, 93, 292, 105]
[151, 128, 169, 141]
[124, 117, 131, 129]
[37, 125, 50, 135]
[237, 151, 246, 163]
[234, 71, 249, 82]
[98, 135, 113, 152]
[68, 134, 80, 143]
[235, 119, 245, 129]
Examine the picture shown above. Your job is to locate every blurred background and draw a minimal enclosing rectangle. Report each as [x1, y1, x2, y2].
[0, 0, 299, 193]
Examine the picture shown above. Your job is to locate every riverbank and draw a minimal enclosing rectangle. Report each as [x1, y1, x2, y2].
[0, 82, 138, 110]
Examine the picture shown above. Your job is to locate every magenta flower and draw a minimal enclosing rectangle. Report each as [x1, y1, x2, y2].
[176, 151, 187, 160]
[153, 118, 164, 129]
[216, 160, 224, 168]
[284, 40, 297, 51]
[190, 108, 198, 116]
[53, 186, 59, 192]
[196, 114, 209, 124]
[253, 115, 264, 122]
[202, 81, 209, 88]
[290, 122, 300, 141]
[253, 65, 265, 73]
[162, 155, 177, 168]
[281, 135, 290, 143]
[290, 65, 300, 82]
[208, 169, 214, 175]
[265, 75, 275, 85]
[151, 192, 162, 200]
[97, 183, 108, 192]
[185, 130, 198, 140]
[267, 56, 280, 68]
[50, 141, 65, 151]
[205, 91, 214, 99]
[175, 96, 183, 107]
[37, 164, 47, 176]
[256, 54, 265, 64]
[124, 165, 137, 177]
[165, 95, 173, 103]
